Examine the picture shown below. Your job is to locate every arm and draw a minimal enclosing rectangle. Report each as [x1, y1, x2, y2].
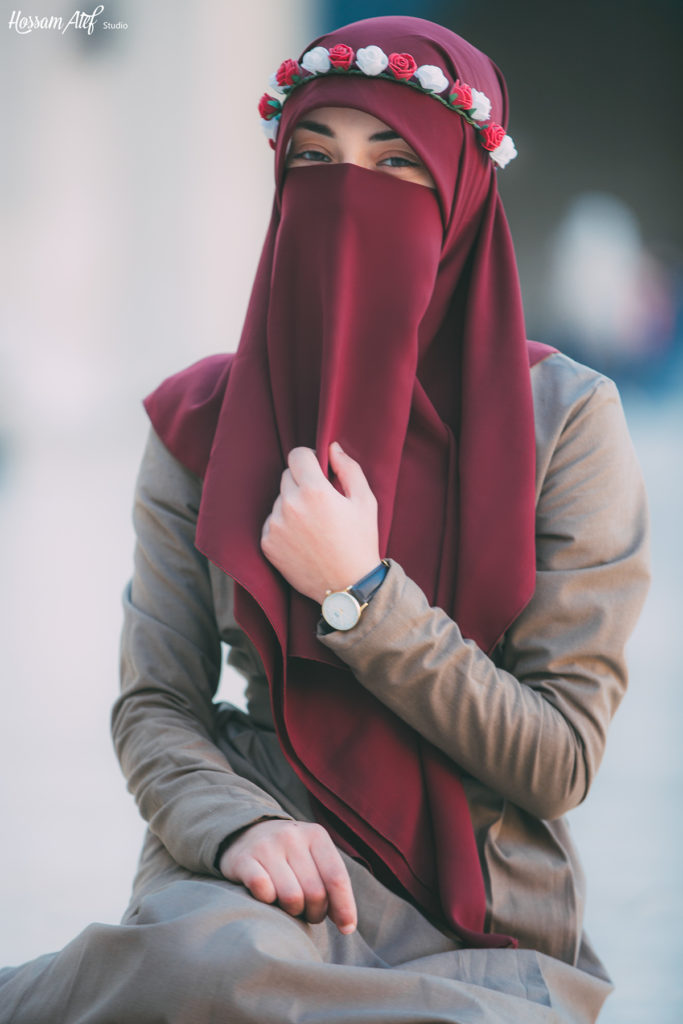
[321, 374, 650, 820]
[113, 428, 292, 878]
[114, 428, 357, 932]
[263, 368, 650, 821]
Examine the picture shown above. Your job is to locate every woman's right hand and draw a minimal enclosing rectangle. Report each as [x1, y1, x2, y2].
[219, 819, 357, 934]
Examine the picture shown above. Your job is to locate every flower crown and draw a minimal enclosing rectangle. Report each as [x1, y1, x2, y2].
[258, 43, 517, 169]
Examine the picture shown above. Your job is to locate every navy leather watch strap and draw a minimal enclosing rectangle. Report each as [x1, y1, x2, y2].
[348, 559, 390, 604]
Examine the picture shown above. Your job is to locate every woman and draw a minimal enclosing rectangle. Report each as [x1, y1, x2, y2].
[0, 15, 649, 1023]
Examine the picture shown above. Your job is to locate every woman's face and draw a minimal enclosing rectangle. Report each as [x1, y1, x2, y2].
[285, 106, 435, 189]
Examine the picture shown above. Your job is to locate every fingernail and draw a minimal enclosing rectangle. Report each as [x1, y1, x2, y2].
[331, 441, 342, 453]
[340, 923, 356, 935]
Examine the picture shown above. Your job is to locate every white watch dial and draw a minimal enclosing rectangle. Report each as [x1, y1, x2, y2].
[321, 590, 362, 631]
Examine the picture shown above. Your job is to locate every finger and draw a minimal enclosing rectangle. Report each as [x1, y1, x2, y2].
[328, 442, 374, 505]
[309, 829, 357, 935]
[285, 846, 329, 925]
[279, 468, 298, 501]
[230, 857, 278, 907]
[287, 447, 326, 488]
[259, 857, 307, 919]
[261, 495, 282, 537]
[271, 493, 284, 520]
[260, 494, 283, 548]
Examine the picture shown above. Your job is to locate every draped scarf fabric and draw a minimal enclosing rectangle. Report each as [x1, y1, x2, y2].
[145, 17, 552, 947]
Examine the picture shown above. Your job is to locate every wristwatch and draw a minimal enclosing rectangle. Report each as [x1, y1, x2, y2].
[319, 560, 389, 633]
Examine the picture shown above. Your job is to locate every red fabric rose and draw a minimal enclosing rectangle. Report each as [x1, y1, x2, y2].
[276, 59, 303, 87]
[387, 52, 418, 80]
[258, 93, 281, 120]
[480, 123, 506, 151]
[449, 80, 473, 110]
[328, 43, 355, 69]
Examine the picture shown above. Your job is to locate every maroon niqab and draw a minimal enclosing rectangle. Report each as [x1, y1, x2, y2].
[145, 17, 555, 946]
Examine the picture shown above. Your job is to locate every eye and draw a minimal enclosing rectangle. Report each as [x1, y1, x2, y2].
[289, 148, 331, 163]
[379, 155, 419, 168]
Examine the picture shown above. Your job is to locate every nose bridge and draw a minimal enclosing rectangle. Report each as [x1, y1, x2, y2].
[344, 155, 375, 172]
[340, 131, 374, 172]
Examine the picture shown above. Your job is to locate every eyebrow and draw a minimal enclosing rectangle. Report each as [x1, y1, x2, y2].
[294, 120, 402, 143]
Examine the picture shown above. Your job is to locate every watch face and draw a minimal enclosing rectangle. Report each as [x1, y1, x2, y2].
[321, 590, 361, 631]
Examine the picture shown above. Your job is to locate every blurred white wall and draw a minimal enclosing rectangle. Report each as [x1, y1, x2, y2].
[0, 0, 312, 965]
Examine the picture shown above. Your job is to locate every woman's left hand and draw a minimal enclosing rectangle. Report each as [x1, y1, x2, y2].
[261, 442, 381, 604]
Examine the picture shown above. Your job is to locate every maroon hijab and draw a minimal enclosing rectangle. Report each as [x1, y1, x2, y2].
[146, 17, 554, 947]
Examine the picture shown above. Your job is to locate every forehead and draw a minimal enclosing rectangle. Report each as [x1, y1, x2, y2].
[292, 106, 397, 137]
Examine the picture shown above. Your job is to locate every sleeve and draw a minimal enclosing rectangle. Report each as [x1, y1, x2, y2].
[319, 374, 650, 821]
[112, 428, 291, 878]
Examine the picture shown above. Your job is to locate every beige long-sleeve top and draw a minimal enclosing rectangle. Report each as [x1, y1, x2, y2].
[114, 351, 650, 970]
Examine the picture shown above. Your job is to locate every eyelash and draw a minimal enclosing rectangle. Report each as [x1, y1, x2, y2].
[380, 156, 418, 168]
[292, 148, 331, 162]
[290, 149, 420, 169]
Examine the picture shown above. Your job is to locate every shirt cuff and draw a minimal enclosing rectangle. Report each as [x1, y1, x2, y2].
[316, 559, 424, 660]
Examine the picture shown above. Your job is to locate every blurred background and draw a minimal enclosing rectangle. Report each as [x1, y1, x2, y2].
[1, 1, 681, 1020]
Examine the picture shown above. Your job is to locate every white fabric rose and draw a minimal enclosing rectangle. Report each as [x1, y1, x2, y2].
[302, 46, 330, 74]
[490, 134, 517, 168]
[469, 88, 492, 122]
[415, 64, 448, 94]
[355, 45, 389, 76]
[268, 71, 286, 95]
[261, 117, 280, 143]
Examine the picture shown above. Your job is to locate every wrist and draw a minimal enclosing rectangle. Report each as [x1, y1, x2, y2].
[216, 816, 289, 874]
[318, 552, 383, 603]
[320, 559, 389, 633]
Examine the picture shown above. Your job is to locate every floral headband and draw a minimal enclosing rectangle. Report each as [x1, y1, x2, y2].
[258, 43, 517, 169]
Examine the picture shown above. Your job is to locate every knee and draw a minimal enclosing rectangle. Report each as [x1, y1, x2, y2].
[1, 881, 323, 1023]
[133, 878, 320, 980]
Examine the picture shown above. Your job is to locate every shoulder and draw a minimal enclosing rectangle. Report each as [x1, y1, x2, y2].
[529, 351, 625, 488]
[530, 352, 648, 564]
[530, 349, 617, 422]
[143, 354, 234, 479]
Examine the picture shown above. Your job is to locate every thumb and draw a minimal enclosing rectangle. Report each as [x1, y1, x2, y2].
[329, 442, 373, 502]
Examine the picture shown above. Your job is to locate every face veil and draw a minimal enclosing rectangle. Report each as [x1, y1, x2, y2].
[145, 15, 553, 945]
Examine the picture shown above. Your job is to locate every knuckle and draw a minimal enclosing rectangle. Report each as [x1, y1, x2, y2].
[306, 823, 330, 845]
[246, 844, 270, 866]
[300, 478, 324, 499]
[306, 883, 327, 906]
[278, 891, 305, 915]
[240, 864, 262, 888]
[325, 867, 350, 892]
[260, 532, 275, 557]
[280, 493, 299, 518]
[247, 875, 273, 900]
[277, 826, 304, 854]
[239, 864, 274, 899]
